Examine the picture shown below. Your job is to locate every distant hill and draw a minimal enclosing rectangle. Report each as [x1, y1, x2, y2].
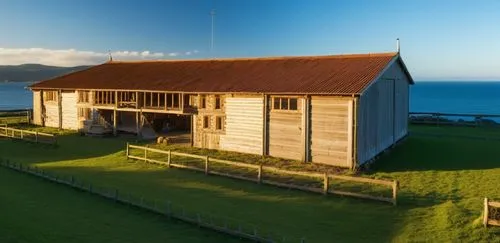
[0, 64, 92, 82]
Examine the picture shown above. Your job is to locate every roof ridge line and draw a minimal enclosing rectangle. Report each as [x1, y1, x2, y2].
[107, 52, 398, 64]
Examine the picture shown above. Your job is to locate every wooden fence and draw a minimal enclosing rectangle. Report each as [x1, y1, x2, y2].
[0, 126, 56, 145]
[126, 144, 399, 205]
[483, 198, 500, 227]
[0, 109, 31, 124]
[0, 158, 302, 243]
[409, 112, 500, 127]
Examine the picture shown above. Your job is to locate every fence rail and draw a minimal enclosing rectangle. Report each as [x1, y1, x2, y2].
[0, 109, 31, 124]
[484, 198, 500, 227]
[0, 126, 56, 145]
[126, 144, 398, 205]
[409, 112, 500, 127]
[0, 158, 301, 243]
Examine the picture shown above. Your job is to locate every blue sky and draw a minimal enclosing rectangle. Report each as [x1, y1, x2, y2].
[1, 0, 500, 80]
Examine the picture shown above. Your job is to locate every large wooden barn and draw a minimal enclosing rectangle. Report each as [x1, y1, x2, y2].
[29, 52, 413, 168]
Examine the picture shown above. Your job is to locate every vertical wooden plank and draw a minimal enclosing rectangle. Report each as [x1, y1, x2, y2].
[144, 146, 148, 161]
[392, 180, 399, 206]
[352, 97, 358, 169]
[323, 173, 329, 195]
[58, 90, 62, 129]
[347, 98, 354, 169]
[136, 111, 140, 136]
[126, 142, 129, 158]
[113, 109, 117, 136]
[257, 164, 262, 184]
[180, 93, 184, 111]
[302, 96, 310, 162]
[262, 94, 268, 156]
[484, 197, 489, 227]
[167, 150, 171, 167]
[205, 156, 209, 175]
[164, 92, 168, 110]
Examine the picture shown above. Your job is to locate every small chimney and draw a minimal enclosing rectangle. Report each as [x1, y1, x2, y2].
[396, 38, 400, 53]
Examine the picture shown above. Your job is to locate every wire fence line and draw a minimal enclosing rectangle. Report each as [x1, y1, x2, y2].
[0, 158, 306, 243]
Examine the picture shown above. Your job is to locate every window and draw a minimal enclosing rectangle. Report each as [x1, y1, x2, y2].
[200, 95, 207, 109]
[78, 91, 90, 103]
[216, 116, 224, 130]
[44, 91, 57, 102]
[215, 95, 221, 110]
[273, 97, 298, 111]
[203, 116, 210, 129]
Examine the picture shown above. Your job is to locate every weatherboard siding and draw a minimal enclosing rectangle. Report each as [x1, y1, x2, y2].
[32, 91, 42, 125]
[220, 96, 264, 155]
[61, 91, 78, 130]
[356, 60, 410, 165]
[268, 98, 303, 160]
[309, 96, 353, 167]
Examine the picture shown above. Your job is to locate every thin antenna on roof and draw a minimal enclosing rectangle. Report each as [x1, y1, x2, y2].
[108, 50, 113, 62]
[396, 38, 400, 53]
[210, 1, 216, 56]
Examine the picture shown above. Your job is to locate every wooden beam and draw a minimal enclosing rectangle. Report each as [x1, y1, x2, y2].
[352, 96, 358, 169]
[58, 90, 62, 129]
[262, 94, 268, 156]
[302, 95, 310, 162]
[136, 111, 140, 136]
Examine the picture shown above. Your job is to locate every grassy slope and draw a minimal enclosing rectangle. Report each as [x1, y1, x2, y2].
[0, 125, 499, 242]
[0, 166, 240, 243]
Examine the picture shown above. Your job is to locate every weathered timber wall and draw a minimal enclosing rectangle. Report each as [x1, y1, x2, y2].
[220, 96, 264, 155]
[61, 91, 78, 130]
[43, 91, 59, 128]
[32, 90, 43, 125]
[357, 59, 410, 165]
[193, 94, 225, 150]
[268, 97, 303, 160]
[309, 96, 353, 167]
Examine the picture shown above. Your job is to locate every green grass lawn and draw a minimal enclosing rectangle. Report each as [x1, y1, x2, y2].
[1, 125, 500, 242]
[0, 166, 241, 243]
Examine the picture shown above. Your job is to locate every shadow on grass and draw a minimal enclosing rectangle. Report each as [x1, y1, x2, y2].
[369, 135, 500, 172]
[17, 159, 404, 243]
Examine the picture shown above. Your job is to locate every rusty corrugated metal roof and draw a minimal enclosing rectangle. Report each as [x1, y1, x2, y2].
[30, 52, 401, 94]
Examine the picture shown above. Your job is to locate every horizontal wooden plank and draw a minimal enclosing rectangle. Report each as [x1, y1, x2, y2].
[209, 158, 260, 169]
[488, 201, 500, 208]
[169, 163, 205, 172]
[330, 175, 395, 187]
[328, 189, 394, 203]
[487, 219, 500, 227]
[171, 151, 207, 160]
[127, 155, 144, 161]
[262, 166, 323, 178]
[262, 180, 323, 193]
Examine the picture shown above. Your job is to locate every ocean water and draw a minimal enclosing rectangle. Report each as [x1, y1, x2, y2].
[0, 82, 34, 110]
[410, 81, 500, 115]
[1, 81, 500, 115]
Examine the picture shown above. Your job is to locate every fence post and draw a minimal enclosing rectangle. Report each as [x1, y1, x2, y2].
[392, 181, 399, 206]
[205, 156, 209, 175]
[144, 146, 148, 162]
[126, 142, 129, 159]
[167, 150, 171, 168]
[484, 197, 489, 227]
[70, 176, 75, 185]
[258, 164, 263, 184]
[323, 173, 329, 195]
[20, 130, 23, 139]
[35, 132, 39, 143]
